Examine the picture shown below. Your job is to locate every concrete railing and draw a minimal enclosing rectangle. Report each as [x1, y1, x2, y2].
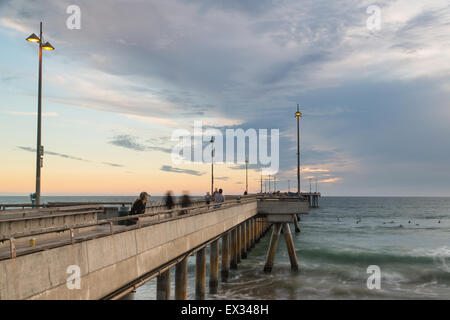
[0, 198, 258, 300]
[0, 205, 103, 250]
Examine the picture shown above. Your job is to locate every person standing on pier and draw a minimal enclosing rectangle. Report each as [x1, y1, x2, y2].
[164, 191, 174, 210]
[180, 192, 192, 215]
[213, 188, 224, 208]
[205, 192, 211, 208]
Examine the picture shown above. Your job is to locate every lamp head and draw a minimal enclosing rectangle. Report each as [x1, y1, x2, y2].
[26, 33, 40, 43]
[42, 42, 55, 51]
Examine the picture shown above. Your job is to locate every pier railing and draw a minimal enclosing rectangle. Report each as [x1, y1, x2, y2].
[0, 195, 257, 261]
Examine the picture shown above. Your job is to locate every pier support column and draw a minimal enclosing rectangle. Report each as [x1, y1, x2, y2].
[230, 228, 238, 269]
[293, 214, 301, 233]
[209, 240, 219, 294]
[175, 257, 188, 300]
[237, 225, 241, 263]
[263, 223, 282, 273]
[241, 222, 247, 259]
[196, 247, 207, 300]
[255, 219, 260, 243]
[282, 223, 299, 272]
[157, 269, 171, 300]
[221, 232, 230, 281]
[246, 220, 251, 251]
[250, 219, 255, 248]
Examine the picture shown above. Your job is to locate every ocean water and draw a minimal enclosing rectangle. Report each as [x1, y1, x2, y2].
[133, 197, 450, 300]
[1, 196, 449, 299]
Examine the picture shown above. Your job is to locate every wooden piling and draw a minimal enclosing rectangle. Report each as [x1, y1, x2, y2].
[175, 257, 188, 300]
[156, 269, 171, 300]
[293, 214, 301, 233]
[195, 247, 207, 300]
[237, 225, 241, 263]
[250, 219, 255, 248]
[263, 223, 282, 273]
[209, 240, 219, 294]
[221, 233, 230, 281]
[241, 222, 247, 259]
[246, 220, 251, 251]
[282, 223, 299, 272]
[230, 228, 238, 269]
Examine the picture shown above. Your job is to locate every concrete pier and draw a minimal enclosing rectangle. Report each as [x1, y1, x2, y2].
[156, 269, 171, 300]
[209, 240, 219, 294]
[241, 222, 247, 259]
[175, 257, 188, 300]
[230, 228, 238, 270]
[237, 225, 241, 263]
[0, 196, 308, 300]
[195, 247, 206, 300]
[282, 223, 299, 272]
[263, 224, 281, 273]
[221, 233, 230, 281]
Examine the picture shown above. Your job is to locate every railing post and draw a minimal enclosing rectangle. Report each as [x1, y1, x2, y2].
[157, 269, 171, 300]
[209, 240, 219, 294]
[10, 238, 16, 259]
[196, 247, 207, 300]
[221, 232, 230, 281]
[175, 257, 188, 300]
[70, 228, 75, 245]
[109, 221, 114, 234]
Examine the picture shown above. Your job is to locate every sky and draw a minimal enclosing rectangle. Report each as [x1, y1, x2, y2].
[0, 0, 449, 196]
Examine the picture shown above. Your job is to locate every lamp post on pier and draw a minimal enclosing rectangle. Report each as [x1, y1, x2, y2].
[210, 136, 215, 195]
[26, 22, 55, 206]
[295, 104, 302, 195]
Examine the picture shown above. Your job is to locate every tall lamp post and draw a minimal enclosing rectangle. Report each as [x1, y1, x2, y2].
[210, 136, 215, 195]
[245, 158, 248, 194]
[295, 104, 302, 195]
[27, 22, 55, 206]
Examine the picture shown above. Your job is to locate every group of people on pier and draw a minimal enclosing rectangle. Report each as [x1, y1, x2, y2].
[128, 188, 226, 220]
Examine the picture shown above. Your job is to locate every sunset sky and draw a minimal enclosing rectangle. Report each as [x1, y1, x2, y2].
[1, 0, 450, 196]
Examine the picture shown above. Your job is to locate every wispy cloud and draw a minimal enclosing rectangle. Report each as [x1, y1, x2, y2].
[4, 111, 59, 117]
[160, 165, 204, 176]
[109, 134, 173, 153]
[17, 146, 124, 168]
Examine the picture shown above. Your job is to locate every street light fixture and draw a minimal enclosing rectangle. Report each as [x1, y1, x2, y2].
[210, 136, 215, 195]
[26, 22, 55, 206]
[295, 104, 302, 195]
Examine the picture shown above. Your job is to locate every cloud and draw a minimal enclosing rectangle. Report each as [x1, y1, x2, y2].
[3, 0, 450, 195]
[109, 135, 147, 152]
[17, 146, 124, 168]
[160, 165, 204, 176]
[4, 111, 58, 117]
[109, 134, 174, 153]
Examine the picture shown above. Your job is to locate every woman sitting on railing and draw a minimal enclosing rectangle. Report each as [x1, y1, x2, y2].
[128, 192, 149, 225]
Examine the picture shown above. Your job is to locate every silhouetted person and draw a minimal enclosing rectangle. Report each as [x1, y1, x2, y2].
[214, 189, 225, 208]
[165, 191, 174, 210]
[205, 192, 211, 208]
[244, 190, 248, 196]
[129, 192, 149, 225]
[180, 193, 192, 215]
